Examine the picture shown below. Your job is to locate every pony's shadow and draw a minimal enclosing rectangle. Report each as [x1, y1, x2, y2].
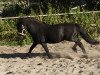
[0, 53, 47, 59]
[0, 52, 73, 59]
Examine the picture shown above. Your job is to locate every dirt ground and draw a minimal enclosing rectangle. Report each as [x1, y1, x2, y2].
[0, 40, 100, 75]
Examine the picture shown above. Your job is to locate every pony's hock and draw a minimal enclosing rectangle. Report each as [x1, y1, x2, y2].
[16, 17, 99, 58]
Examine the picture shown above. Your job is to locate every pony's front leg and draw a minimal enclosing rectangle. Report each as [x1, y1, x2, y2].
[72, 43, 77, 53]
[41, 43, 52, 58]
[27, 42, 38, 58]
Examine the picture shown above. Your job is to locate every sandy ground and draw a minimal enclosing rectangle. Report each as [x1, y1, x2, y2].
[0, 40, 100, 75]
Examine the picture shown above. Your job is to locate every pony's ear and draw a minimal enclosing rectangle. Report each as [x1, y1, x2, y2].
[16, 18, 23, 26]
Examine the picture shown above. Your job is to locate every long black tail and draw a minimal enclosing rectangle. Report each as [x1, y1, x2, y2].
[76, 24, 99, 45]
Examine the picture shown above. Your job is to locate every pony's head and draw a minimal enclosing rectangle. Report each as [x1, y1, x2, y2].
[17, 20, 26, 40]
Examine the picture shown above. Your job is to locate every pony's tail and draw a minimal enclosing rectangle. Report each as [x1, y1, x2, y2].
[76, 24, 99, 45]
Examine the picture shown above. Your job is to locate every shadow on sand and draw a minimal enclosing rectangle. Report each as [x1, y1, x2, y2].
[0, 52, 73, 59]
[0, 53, 47, 59]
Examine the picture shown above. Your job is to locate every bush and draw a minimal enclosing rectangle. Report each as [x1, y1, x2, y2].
[0, 12, 100, 46]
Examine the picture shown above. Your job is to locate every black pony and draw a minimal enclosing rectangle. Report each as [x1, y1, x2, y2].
[16, 17, 99, 58]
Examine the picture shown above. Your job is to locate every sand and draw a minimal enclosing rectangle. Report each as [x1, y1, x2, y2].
[0, 40, 100, 75]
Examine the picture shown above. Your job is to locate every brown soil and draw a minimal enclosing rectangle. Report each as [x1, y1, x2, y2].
[0, 40, 100, 75]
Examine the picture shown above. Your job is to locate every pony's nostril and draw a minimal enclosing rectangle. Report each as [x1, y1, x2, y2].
[18, 35, 24, 40]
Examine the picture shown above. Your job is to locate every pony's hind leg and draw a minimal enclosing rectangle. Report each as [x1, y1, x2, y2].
[75, 40, 88, 58]
[71, 36, 88, 58]
[71, 32, 79, 53]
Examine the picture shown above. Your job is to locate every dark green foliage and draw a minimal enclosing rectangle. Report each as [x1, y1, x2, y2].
[1, 0, 100, 17]
[1, 4, 22, 17]
[85, 0, 100, 10]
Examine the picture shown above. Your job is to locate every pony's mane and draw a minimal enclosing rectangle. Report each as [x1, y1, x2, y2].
[19, 17, 49, 26]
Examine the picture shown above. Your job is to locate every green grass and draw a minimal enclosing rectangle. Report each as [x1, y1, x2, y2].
[0, 5, 100, 46]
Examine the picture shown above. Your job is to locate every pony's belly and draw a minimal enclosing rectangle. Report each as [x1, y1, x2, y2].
[46, 40, 62, 43]
[45, 37, 63, 43]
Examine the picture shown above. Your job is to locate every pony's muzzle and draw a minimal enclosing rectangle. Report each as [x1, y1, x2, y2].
[18, 33, 25, 40]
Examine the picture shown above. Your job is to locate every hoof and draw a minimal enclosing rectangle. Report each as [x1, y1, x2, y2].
[72, 47, 77, 53]
[81, 54, 88, 58]
[26, 53, 32, 58]
[48, 55, 53, 59]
